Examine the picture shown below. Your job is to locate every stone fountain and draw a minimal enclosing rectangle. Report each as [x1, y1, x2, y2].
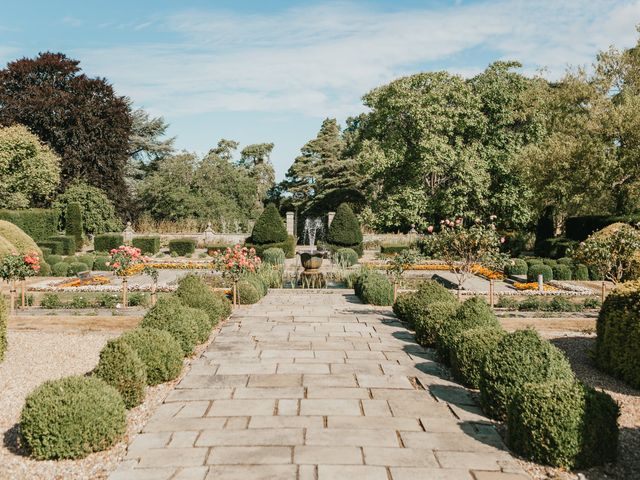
[299, 217, 326, 288]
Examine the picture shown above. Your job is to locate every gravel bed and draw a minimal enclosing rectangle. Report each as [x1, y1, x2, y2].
[0, 327, 218, 479]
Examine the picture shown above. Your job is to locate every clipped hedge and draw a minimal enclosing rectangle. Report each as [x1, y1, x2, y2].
[507, 380, 619, 469]
[480, 329, 575, 420]
[250, 203, 288, 244]
[38, 261, 51, 277]
[0, 220, 43, 257]
[262, 247, 285, 265]
[38, 240, 64, 255]
[0, 297, 6, 362]
[553, 264, 573, 281]
[52, 262, 70, 277]
[47, 235, 75, 255]
[20, 376, 126, 459]
[175, 274, 231, 325]
[335, 248, 358, 267]
[534, 237, 578, 259]
[93, 256, 110, 271]
[187, 306, 213, 344]
[94, 337, 147, 409]
[450, 326, 505, 389]
[65, 202, 83, 249]
[168, 238, 196, 256]
[566, 214, 640, 241]
[68, 261, 89, 275]
[94, 233, 124, 253]
[504, 258, 527, 276]
[356, 271, 394, 306]
[237, 279, 261, 304]
[527, 264, 553, 282]
[132, 236, 161, 254]
[140, 296, 199, 355]
[120, 328, 183, 385]
[380, 244, 410, 254]
[414, 301, 459, 348]
[245, 235, 296, 258]
[327, 203, 362, 251]
[573, 263, 590, 281]
[393, 281, 455, 328]
[435, 296, 500, 364]
[0, 208, 59, 242]
[595, 281, 640, 388]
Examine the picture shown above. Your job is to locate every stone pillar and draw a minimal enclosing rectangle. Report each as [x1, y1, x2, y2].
[328, 212, 335, 227]
[203, 222, 215, 245]
[123, 221, 134, 245]
[286, 212, 295, 236]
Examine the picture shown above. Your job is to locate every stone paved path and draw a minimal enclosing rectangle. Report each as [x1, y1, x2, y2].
[111, 290, 530, 480]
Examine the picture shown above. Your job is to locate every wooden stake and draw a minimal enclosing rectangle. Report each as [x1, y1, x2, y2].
[233, 281, 237, 307]
[393, 282, 398, 302]
[489, 279, 494, 308]
[151, 281, 157, 306]
[21, 280, 26, 308]
[122, 278, 128, 308]
[10, 280, 16, 315]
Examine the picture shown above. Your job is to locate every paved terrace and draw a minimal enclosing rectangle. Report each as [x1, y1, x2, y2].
[111, 290, 530, 480]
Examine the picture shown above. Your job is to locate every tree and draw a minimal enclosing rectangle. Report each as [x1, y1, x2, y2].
[249, 203, 287, 244]
[327, 203, 363, 248]
[0, 124, 60, 208]
[0, 52, 132, 208]
[240, 143, 276, 205]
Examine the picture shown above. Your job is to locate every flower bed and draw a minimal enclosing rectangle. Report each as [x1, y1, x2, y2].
[57, 276, 111, 288]
[513, 282, 558, 292]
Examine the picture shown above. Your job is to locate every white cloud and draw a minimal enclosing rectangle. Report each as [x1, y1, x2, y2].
[74, 0, 640, 119]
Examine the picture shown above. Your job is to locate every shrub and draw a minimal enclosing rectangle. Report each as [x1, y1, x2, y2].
[38, 261, 51, 277]
[243, 273, 268, 297]
[97, 293, 119, 308]
[0, 220, 42, 256]
[414, 301, 458, 348]
[380, 244, 410, 254]
[326, 203, 363, 252]
[246, 235, 296, 258]
[507, 380, 619, 469]
[132, 236, 160, 254]
[237, 279, 261, 304]
[548, 297, 579, 312]
[0, 209, 59, 242]
[94, 337, 147, 409]
[175, 274, 231, 325]
[595, 281, 640, 388]
[436, 296, 500, 364]
[187, 306, 212, 343]
[120, 328, 183, 385]
[543, 258, 558, 267]
[68, 262, 89, 275]
[0, 297, 6, 362]
[249, 203, 288, 244]
[70, 296, 91, 309]
[553, 264, 573, 281]
[518, 297, 543, 311]
[128, 293, 148, 307]
[572, 263, 589, 280]
[46, 254, 63, 266]
[393, 280, 456, 329]
[557, 257, 573, 265]
[47, 235, 75, 255]
[479, 329, 575, 420]
[206, 244, 233, 255]
[65, 202, 83, 249]
[20, 376, 126, 459]
[76, 254, 95, 269]
[527, 264, 553, 282]
[94, 233, 124, 253]
[526, 258, 543, 267]
[168, 239, 196, 256]
[262, 247, 285, 265]
[140, 296, 199, 355]
[93, 256, 110, 271]
[583, 297, 601, 309]
[51, 262, 70, 277]
[504, 258, 527, 276]
[335, 248, 358, 267]
[450, 326, 506, 389]
[40, 293, 62, 309]
[496, 296, 518, 309]
[358, 271, 393, 306]
[40, 247, 52, 258]
[392, 293, 412, 321]
[566, 213, 640, 241]
[535, 237, 578, 259]
[37, 240, 64, 255]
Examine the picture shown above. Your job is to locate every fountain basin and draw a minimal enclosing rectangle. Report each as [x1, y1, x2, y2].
[300, 252, 323, 271]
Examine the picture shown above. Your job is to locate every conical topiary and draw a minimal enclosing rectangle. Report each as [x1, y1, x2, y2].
[250, 204, 288, 245]
[327, 203, 362, 247]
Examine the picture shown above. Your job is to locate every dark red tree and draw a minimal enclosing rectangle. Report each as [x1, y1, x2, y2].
[0, 52, 132, 209]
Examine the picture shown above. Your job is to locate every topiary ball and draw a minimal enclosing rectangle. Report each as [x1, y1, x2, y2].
[572, 263, 589, 281]
[93, 256, 110, 271]
[414, 300, 459, 347]
[527, 264, 553, 282]
[120, 328, 183, 385]
[175, 274, 231, 326]
[52, 261, 70, 277]
[94, 337, 147, 409]
[188, 306, 213, 344]
[450, 326, 505, 388]
[261, 247, 286, 266]
[360, 272, 394, 306]
[237, 280, 261, 304]
[68, 261, 89, 275]
[20, 376, 126, 459]
[504, 258, 528, 276]
[140, 296, 199, 355]
[553, 264, 573, 281]
[480, 329, 575, 420]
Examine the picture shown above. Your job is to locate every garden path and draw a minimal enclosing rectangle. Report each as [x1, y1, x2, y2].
[110, 290, 529, 480]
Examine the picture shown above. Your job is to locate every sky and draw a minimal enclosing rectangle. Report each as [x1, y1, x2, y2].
[1, 0, 640, 181]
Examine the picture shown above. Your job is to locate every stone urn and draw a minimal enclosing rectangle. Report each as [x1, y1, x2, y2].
[300, 252, 323, 271]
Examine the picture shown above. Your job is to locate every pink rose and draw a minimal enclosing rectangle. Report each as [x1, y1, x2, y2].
[427, 226, 434, 233]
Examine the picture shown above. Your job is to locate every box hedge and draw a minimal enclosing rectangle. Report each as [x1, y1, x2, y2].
[65, 202, 83, 250]
[566, 214, 640, 241]
[450, 326, 506, 389]
[52, 261, 70, 277]
[326, 203, 363, 254]
[120, 328, 183, 385]
[38, 240, 64, 255]
[479, 329, 575, 420]
[414, 301, 459, 348]
[94, 233, 124, 253]
[0, 208, 59, 242]
[249, 203, 288, 244]
[140, 296, 199, 355]
[47, 235, 76, 255]
[132, 236, 161, 254]
[527, 264, 553, 282]
[0, 220, 42, 257]
[594, 281, 640, 388]
[393, 281, 455, 328]
[334, 248, 358, 267]
[507, 380, 619, 469]
[19, 376, 126, 459]
[94, 337, 147, 409]
[187, 306, 213, 344]
[380, 244, 410, 254]
[504, 258, 527, 276]
[206, 243, 234, 255]
[93, 255, 110, 271]
[68, 261, 89, 275]
[356, 271, 394, 306]
[237, 279, 261, 304]
[534, 237, 578, 259]
[175, 274, 231, 325]
[553, 264, 573, 281]
[168, 238, 196, 256]
[261, 247, 286, 265]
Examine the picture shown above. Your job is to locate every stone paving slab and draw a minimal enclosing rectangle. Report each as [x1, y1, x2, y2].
[111, 290, 529, 480]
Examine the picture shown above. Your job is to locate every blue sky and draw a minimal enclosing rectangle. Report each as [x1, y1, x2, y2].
[1, 1, 640, 180]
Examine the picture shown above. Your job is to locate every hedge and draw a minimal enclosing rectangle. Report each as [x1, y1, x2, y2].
[450, 326, 505, 389]
[65, 202, 83, 250]
[504, 258, 527, 276]
[94, 337, 147, 409]
[93, 256, 110, 271]
[94, 233, 124, 253]
[168, 238, 196, 256]
[47, 235, 75, 255]
[534, 237, 578, 259]
[120, 328, 183, 385]
[175, 274, 231, 325]
[335, 248, 358, 267]
[0, 208, 58, 242]
[68, 261, 89, 275]
[566, 214, 640, 241]
[594, 281, 640, 388]
[38, 261, 51, 277]
[414, 301, 458, 348]
[380, 244, 410, 254]
[393, 280, 456, 333]
[187, 306, 212, 344]
[326, 203, 363, 253]
[38, 240, 64, 255]
[527, 264, 553, 282]
[553, 264, 572, 281]
[0, 297, 6, 362]
[0, 220, 42, 256]
[140, 296, 199, 355]
[356, 271, 394, 306]
[261, 247, 285, 265]
[326, 242, 363, 257]
[20, 376, 126, 459]
[479, 329, 575, 420]
[245, 235, 296, 258]
[132, 236, 161, 254]
[52, 262, 70, 277]
[249, 203, 288, 244]
[237, 279, 261, 304]
[573, 263, 590, 281]
[507, 380, 619, 469]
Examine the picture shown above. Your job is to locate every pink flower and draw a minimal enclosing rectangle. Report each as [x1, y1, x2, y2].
[427, 225, 434, 233]
[500, 237, 506, 244]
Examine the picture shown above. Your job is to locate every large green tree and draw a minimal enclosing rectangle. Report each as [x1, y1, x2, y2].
[0, 52, 132, 208]
[240, 143, 276, 206]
